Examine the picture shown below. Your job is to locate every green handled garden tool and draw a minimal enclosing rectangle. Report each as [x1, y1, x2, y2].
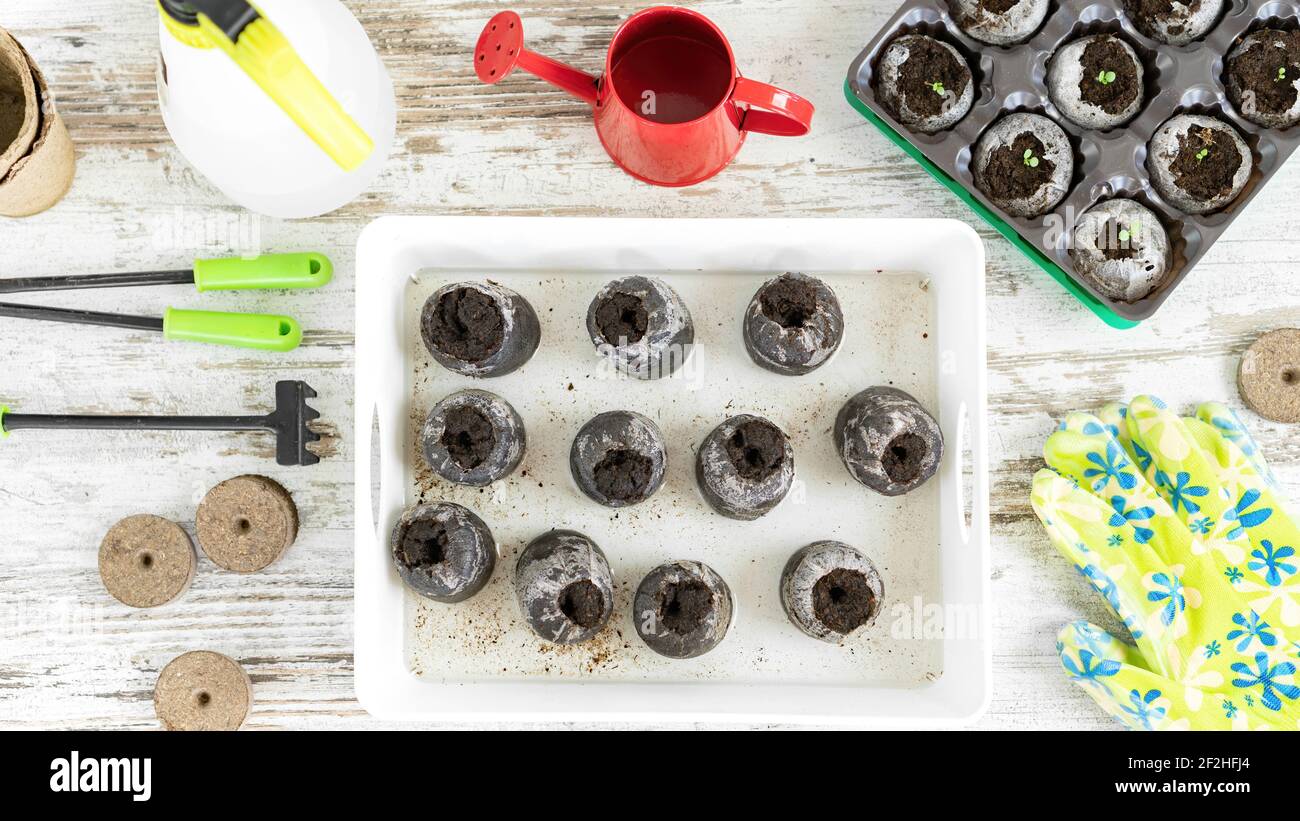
[0, 252, 332, 352]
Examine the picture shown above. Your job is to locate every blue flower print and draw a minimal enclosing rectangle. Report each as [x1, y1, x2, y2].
[1225, 566, 1244, 584]
[1248, 541, 1297, 587]
[1227, 611, 1276, 652]
[1231, 653, 1300, 712]
[1062, 648, 1122, 692]
[1121, 689, 1168, 730]
[1109, 496, 1156, 544]
[1224, 489, 1273, 541]
[1190, 516, 1214, 535]
[1155, 471, 1209, 515]
[1211, 413, 1256, 455]
[1244, 694, 1254, 707]
[1131, 440, 1153, 474]
[1147, 572, 1188, 627]
[1205, 640, 1222, 658]
[1107, 534, 1124, 548]
[1222, 699, 1237, 719]
[1070, 622, 1112, 656]
[1086, 442, 1138, 492]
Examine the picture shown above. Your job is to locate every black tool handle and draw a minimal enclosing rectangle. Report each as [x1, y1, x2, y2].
[1, 414, 271, 433]
[0, 303, 164, 333]
[0, 270, 194, 295]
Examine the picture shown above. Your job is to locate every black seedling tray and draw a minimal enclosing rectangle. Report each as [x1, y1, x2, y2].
[846, 0, 1300, 325]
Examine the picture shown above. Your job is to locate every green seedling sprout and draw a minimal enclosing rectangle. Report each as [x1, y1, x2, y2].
[1118, 219, 1141, 245]
[1097, 70, 1117, 85]
[1023, 148, 1040, 168]
[1278, 66, 1288, 82]
[931, 81, 946, 95]
[1196, 147, 1210, 162]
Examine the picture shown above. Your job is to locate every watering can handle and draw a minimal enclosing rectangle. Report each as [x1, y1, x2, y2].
[733, 77, 815, 137]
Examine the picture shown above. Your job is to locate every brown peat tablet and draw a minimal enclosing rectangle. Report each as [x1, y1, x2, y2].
[154, 651, 252, 731]
[197, 475, 298, 573]
[1239, 329, 1300, 424]
[98, 514, 196, 608]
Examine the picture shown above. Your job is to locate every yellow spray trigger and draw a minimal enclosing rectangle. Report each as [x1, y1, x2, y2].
[193, 10, 375, 172]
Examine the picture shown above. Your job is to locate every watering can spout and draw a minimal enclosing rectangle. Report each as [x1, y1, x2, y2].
[474, 11, 599, 105]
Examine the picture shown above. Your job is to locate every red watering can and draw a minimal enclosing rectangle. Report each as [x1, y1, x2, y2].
[474, 6, 815, 187]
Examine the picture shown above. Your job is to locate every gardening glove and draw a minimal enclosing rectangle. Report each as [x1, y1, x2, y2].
[1031, 396, 1300, 730]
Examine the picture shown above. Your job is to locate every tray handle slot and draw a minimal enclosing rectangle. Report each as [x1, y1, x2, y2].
[955, 400, 974, 545]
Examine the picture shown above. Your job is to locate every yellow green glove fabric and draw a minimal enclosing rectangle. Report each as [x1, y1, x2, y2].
[1031, 396, 1300, 730]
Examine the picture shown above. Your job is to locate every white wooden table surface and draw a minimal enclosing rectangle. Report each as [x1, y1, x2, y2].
[1, 0, 1296, 731]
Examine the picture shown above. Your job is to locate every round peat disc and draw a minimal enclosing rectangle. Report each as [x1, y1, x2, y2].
[99, 515, 196, 608]
[1239, 329, 1300, 424]
[197, 476, 298, 573]
[154, 651, 252, 731]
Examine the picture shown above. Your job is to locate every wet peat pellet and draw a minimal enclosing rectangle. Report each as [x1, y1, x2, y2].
[633, 561, 733, 659]
[196, 475, 298, 573]
[586, 276, 694, 380]
[422, 389, 526, 487]
[421, 281, 541, 378]
[781, 541, 885, 644]
[1147, 115, 1251, 215]
[391, 503, 497, 604]
[515, 530, 615, 645]
[973, 112, 1073, 218]
[835, 387, 944, 497]
[695, 414, 795, 520]
[743, 272, 845, 376]
[569, 410, 667, 507]
[952, 0, 1049, 46]
[154, 651, 252, 731]
[99, 514, 197, 608]
[1226, 29, 1300, 129]
[875, 34, 974, 134]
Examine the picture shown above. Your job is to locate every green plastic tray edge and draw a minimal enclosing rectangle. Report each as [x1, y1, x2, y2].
[843, 78, 1139, 330]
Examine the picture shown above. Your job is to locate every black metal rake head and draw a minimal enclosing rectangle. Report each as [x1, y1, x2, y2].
[270, 380, 321, 467]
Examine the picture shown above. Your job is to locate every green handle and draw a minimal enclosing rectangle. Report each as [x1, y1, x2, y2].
[192, 252, 334, 292]
[163, 308, 303, 352]
[0, 405, 8, 438]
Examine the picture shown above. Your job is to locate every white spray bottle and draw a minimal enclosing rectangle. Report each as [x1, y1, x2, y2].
[156, 0, 396, 219]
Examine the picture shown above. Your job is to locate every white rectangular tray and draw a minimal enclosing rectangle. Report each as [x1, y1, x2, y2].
[355, 217, 990, 726]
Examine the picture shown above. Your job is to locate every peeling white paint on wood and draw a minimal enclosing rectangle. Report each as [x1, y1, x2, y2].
[0, 0, 1296, 730]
